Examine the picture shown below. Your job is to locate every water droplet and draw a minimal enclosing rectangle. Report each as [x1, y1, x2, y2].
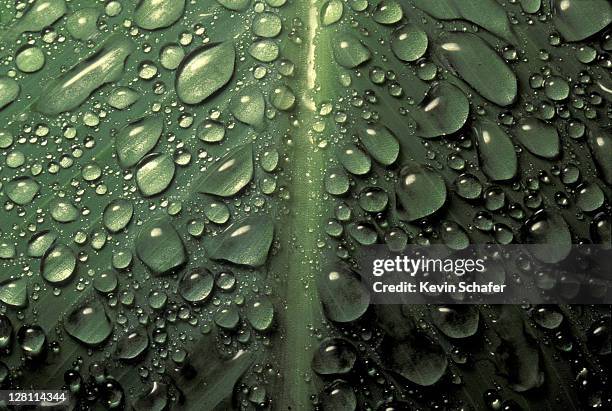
[514, 118, 560, 159]
[116, 115, 164, 168]
[431, 306, 479, 338]
[5, 177, 39, 205]
[107, 87, 140, 110]
[136, 218, 186, 275]
[318, 269, 370, 323]
[524, 210, 572, 263]
[332, 34, 371, 68]
[576, 183, 604, 212]
[384, 334, 448, 386]
[207, 216, 274, 267]
[473, 119, 517, 181]
[216, 0, 250, 11]
[358, 124, 399, 165]
[64, 299, 113, 346]
[36, 35, 135, 115]
[175, 43, 235, 105]
[41, 244, 77, 284]
[197, 144, 253, 197]
[13, 0, 67, 34]
[246, 297, 274, 331]
[339, 144, 371, 175]
[15, 46, 45, 73]
[159, 43, 185, 70]
[136, 153, 175, 196]
[116, 328, 149, 361]
[373, 0, 403, 25]
[0, 278, 28, 308]
[552, 0, 611, 42]
[396, 164, 447, 221]
[134, 0, 185, 30]
[229, 87, 265, 127]
[66, 7, 101, 40]
[412, 82, 469, 138]
[320, 0, 343, 26]
[0, 77, 20, 110]
[178, 268, 214, 303]
[391, 24, 428, 62]
[252, 12, 282, 37]
[439, 32, 517, 106]
[103, 199, 134, 232]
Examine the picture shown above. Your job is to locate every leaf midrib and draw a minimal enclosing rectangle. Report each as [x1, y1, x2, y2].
[269, 0, 330, 408]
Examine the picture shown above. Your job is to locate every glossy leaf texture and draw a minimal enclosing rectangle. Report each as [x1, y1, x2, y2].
[0, 0, 610, 410]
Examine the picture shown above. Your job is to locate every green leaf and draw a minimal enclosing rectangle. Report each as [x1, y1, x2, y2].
[1, 0, 610, 409]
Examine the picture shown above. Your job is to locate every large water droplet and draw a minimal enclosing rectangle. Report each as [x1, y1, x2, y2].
[27, 230, 57, 258]
[246, 297, 274, 331]
[216, 0, 250, 11]
[396, 164, 447, 221]
[523, 210, 572, 263]
[412, 82, 469, 138]
[36, 34, 135, 115]
[252, 12, 282, 37]
[136, 218, 186, 275]
[229, 87, 265, 128]
[552, 0, 612, 42]
[134, 0, 185, 30]
[439, 32, 517, 106]
[318, 269, 370, 323]
[64, 299, 113, 346]
[384, 334, 448, 386]
[178, 268, 214, 303]
[473, 119, 517, 181]
[41, 244, 77, 284]
[514, 118, 560, 159]
[373, 0, 403, 25]
[103, 199, 134, 232]
[431, 306, 479, 338]
[412, 0, 513, 42]
[175, 43, 235, 105]
[587, 128, 612, 185]
[312, 338, 357, 375]
[197, 144, 253, 197]
[0, 77, 20, 110]
[116, 115, 164, 168]
[107, 87, 140, 110]
[0, 278, 28, 308]
[391, 24, 428, 62]
[15, 46, 45, 73]
[358, 124, 399, 166]
[332, 34, 371, 68]
[207, 216, 274, 267]
[320, 0, 343, 26]
[12, 0, 67, 34]
[339, 144, 371, 175]
[66, 7, 101, 40]
[136, 153, 175, 196]
[5, 177, 39, 205]
[116, 328, 149, 361]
